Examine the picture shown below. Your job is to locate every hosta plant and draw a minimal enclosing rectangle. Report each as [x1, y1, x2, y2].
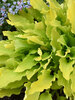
[0, 0, 75, 100]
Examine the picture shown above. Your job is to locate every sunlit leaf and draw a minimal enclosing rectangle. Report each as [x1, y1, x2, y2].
[24, 82, 40, 100]
[70, 67, 75, 93]
[67, 0, 75, 34]
[29, 70, 55, 94]
[59, 58, 74, 80]
[15, 54, 37, 72]
[0, 68, 26, 88]
[58, 71, 72, 96]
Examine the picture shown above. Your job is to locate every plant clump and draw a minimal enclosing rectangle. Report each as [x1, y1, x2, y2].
[0, 0, 75, 100]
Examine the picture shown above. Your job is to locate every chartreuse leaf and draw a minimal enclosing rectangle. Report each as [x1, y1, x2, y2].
[45, 8, 57, 26]
[70, 67, 75, 93]
[46, 25, 53, 40]
[0, 87, 22, 98]
[6, 58, 18, 69]
[28, 7, 42, 21]
[38, 48, 42, 56]
[30, 0, 49, 12]
[34, 48, 42, 61]
[58, 71, 72, 97]
[67, 0, 75, 34]
[47, 0, 61, 10]
[27, 36, 45, 46]
[19, 10, 34, 23]
[24, 92, 40, 100]
[14, 39, 33, 51]
[45, 8, 57, 25]
[59, 58, 74, 80]
[34, 21, 47, 40]
[29, 70, 55, 94]
[42, 52, 51, 61]
[3, 31, 20, 40]
[0, 41, 14, 56]
[47, 0, 66, 23]
[7, 13, 34, 31]
[18, 33, 45, 46]
[15, 54, 37, 72]
[0, 55, 9, 66]
[24, 82, 40, 100]
[19, 29, 47, 43]
[56, 48, 70, 57]
[41, 59, 51, 69]
[45, 8, 57, 40]
[5, 77, 27, 89]
[50, 28, 61, 51]
[25, 65, 40, 80]
[39, 91, 52, 100]
[57, 35, 67, 46]
[0, 68, 26, 88]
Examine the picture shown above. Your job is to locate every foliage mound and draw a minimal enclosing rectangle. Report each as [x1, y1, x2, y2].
[0, 0, 75, 100]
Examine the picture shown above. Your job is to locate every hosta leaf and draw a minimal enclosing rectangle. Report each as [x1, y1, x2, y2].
[59, 58, 74, 80]
[50, 28, 61, 51]
[15, 54, 37, 72]
[0, 68, 26, 88]
[5, 77, 27, 89]
[57, 35, 67, 46]
[28, 8, 42, 21]
[39, 92, 52, 100]
[0, 55, 9, 65]
[45, 9, 57, 25]
[46, 25, 53, 40]
[25, 66, 40, 80]
[7, 13, 34, 31]
[0, 87, 22, 98]
[42, 52, 51, 61]
[38, 48, 42, 56]
[19, 10, 34, 23]
[43, 59, 51, 69]
[20, 29, 47, 42]
[24, 82, 40, 100]
[30, 0, 49, 12]
[14, 39, 34, 51]
[67, 0, 75, 34]
[45, 9, 57, 40]
[47, 0, 61, 10]
[27, 36, 45, 46]
[70, 67, 75, 93]
[6, 58, 18, 69]
[3, 31, 19, 40]
[34, 48, 43, 61]
[56, 48, 70, 57]
[24, 92, 40, 100]
[29, 70, 55, 94]
[35, 21, 45, 31]
[58, 71, 72, 96]
[0, 41, 14, 56]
